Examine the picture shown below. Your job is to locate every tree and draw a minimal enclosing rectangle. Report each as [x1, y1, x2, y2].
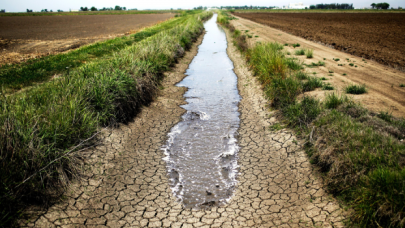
[90, 6, 97, 11]
[57, 9, 63, 12]
[123, 7, 126, 10]
[310, 5, 316, 9]
[41, 9, 48, 12]
[26, 9, 33, 12]
[376, 2, 389, 9]
[115, 5, 122, 10]
[371, 3, 376, 8]
[80, 7, 88, 11]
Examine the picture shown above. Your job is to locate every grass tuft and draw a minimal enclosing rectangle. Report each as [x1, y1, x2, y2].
[345, 84, 367, 94]
[295, 49, 306, 55]
[306, 49, 314, 58]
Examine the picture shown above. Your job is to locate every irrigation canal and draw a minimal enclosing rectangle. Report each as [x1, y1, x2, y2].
[162, 14, 241, 208]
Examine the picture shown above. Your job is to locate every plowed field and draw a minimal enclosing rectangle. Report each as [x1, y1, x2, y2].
[0, 14, 173, 65]
[233, 12, 405, 70]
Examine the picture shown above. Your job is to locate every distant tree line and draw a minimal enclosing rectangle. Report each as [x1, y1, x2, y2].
[309, 3, 354, 9]
[193, 6, 208, 10]
[0, 9, 5, 13]
[220, 5, 276, 9]
[80, 6, 127, 11]
[371, 2, 390, 9]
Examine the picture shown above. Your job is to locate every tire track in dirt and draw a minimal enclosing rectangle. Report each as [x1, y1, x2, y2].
[20, 23, 347, 228]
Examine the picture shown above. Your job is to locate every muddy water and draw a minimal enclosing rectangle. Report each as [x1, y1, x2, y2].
[162, 14, 241, 208]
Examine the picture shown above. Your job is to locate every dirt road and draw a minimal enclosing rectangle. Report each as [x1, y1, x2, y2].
[0, 14, 173, 65]
[21, 24, 346, 227]
[230, 15, 405, 117]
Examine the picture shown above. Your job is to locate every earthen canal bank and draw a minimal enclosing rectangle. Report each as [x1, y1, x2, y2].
[23, 15, 347, 227]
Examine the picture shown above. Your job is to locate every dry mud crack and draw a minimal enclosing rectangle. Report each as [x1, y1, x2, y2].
[22, 25, 347, 228]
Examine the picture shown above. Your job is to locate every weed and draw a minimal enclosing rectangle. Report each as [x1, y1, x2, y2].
[269, 123, 284, 131]
[349, 63, 354, 66]
[292, 43, 300, 48]
[320, 77, 327, 80]
[334, 58, 340, 61]
[343, 73, 347, 75]
[302, 76, 322, 92]
[284, 43, 289, 46]
[286, 51, 291, 55]
[324, 93, 348, 108]
[311, 61, 325, 67]
[400, 84, 405, 87]
[328, 74, 333, 76]
[283, 96, 322, 129]
[267, 76, 302, 107]
[345, 84, 367, 94]
[295, 71, 308, 80]
[247, 34, 253, 38]
[295, 49, 306, 55]
[306, 49, 314, 58]
[322, 83, 334, 90]
[329, 70, 334, 73]
[255, 35, 259, 37]
[245, 30, 249, 32]
[323, 58, 326, 60]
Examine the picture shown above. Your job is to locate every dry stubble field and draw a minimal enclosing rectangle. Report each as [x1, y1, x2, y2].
[0, 14, 174, 65]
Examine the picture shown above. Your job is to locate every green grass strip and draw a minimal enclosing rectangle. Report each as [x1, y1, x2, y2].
[0, 14, 198, 93]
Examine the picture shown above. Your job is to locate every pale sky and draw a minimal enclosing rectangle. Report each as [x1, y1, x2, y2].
[1, 0, 403, 12]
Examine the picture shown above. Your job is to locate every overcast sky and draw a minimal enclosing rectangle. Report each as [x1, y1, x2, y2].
[1, 0, 403, 12]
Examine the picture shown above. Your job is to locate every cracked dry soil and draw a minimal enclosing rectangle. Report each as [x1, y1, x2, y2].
[21, 25, 347, 228]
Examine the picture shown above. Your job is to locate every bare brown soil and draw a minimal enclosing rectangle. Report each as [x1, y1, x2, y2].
[0, 14, 173, 65]
[230, 15, 405, 117]
[233, 12, 405, 70]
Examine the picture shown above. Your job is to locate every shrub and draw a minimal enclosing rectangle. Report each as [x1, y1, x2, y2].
[345, 84, 367, 94]
[334, 58, 340, 61]
[400, 84, 405, 87]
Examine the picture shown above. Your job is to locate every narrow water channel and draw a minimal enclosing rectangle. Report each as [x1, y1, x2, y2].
[162, 14, 241, 208]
